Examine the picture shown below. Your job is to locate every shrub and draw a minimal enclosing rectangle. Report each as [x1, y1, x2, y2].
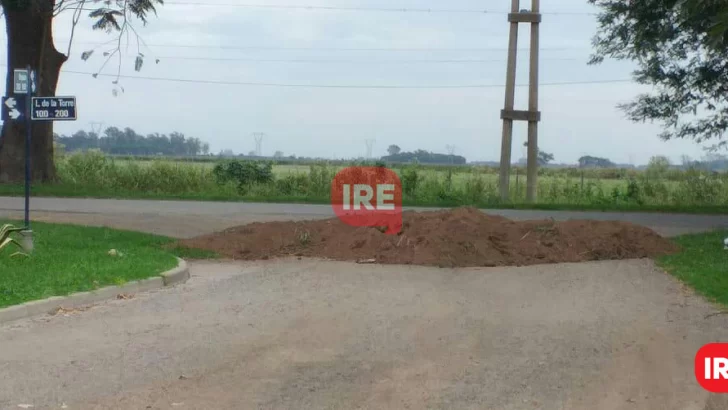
[61, 149, 110, 186]
[212, 160, 274, 193]
[275, 174, 311, 196]
[308, 164, 336, 197]
[400, 166, 421, 197]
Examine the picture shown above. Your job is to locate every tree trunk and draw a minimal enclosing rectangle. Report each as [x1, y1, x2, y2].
[0, 0, 67, 183]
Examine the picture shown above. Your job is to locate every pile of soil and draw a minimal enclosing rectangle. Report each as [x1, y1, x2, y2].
[178, 207, 680, 268]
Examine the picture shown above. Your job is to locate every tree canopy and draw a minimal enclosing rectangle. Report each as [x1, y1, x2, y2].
[578, 155, 615, 168]
[686, 0, 728, 47]
[381, 149, 466, 165]
[537, 151, 554, 166]
[55, 127, 210, 156]
[387, 145, 401, 156]
[589, 0, 728, 148]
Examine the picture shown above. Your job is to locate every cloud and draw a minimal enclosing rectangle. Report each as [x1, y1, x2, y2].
[0, 0, 712, 164]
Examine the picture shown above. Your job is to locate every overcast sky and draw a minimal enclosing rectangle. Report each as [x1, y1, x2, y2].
[0, 0, 715, 165]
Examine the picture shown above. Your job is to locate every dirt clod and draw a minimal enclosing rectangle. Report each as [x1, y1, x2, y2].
[178, 207, 680, 267]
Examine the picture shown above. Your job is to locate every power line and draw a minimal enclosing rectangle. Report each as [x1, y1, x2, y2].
[52, 67, 632, 89]
[60, 1, 598, 15]
[112, 55, 583, 64]
[58, 39, 590, 53]
[155, 2, 597, 15]
[0, 62, 629, 89]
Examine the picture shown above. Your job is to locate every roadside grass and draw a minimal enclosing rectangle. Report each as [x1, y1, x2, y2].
[1, 183, 728, 215]
[0, 220, 217, 309]
[656, 230, 728, 307]
[5, 151, 718, 214]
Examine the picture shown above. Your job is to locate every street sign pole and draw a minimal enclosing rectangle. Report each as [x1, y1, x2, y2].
[24, 65, 31, 229]
[4, 67, 76, 237]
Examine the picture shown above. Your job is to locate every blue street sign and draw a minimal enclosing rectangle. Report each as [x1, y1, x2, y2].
[2, 95, 25, 121]
[31, 96, 77, 121]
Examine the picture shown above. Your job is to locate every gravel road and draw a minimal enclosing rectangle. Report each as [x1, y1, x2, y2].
[1, 258, 727, 409]
[1, 197, 727, 409]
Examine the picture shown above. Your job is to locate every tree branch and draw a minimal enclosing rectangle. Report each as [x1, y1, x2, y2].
[63, 0, 163, 91]
[65, 0, 86, 57]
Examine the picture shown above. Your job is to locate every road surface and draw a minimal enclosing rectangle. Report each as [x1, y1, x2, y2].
[1, 196, 727, 238]
[2, 196, 727, 409]
[2, 258, 728, 409]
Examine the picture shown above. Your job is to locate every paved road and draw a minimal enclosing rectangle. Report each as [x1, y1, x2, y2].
[2, 258, 727, 410]
[1, 196, 727, 238]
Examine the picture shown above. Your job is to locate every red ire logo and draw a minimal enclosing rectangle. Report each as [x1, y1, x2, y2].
[330, 166, 403, 235]
[696, 343, 728, 393]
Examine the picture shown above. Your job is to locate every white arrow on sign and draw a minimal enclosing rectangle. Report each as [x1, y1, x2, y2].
[4, 97, 22, 119]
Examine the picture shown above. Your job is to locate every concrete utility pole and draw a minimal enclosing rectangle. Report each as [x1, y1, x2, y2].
[498, 0, 541, 202]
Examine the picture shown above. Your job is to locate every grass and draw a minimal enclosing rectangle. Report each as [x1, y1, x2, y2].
[2, 183, 728, 215]
[0, 220, 217, 309]
[2, 151, 727, 213]
[657, 230, 728, 307]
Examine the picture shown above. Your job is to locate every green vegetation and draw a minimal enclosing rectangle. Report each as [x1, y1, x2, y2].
[590, 0, 728, 147]
[0, 220, 214, 309]
[657, 230, 728, 307]
[1, 151, 727, 213]
[56, 128, 210, 156]
[0, 224, 26, 258]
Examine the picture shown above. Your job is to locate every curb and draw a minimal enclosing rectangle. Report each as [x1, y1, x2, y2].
[0, 257, 189, 325]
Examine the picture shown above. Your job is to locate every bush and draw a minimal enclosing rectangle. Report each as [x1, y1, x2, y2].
[212, 160, 274, 193]
[400, 166, 421, 197]
[308, 164, 336, 197]
[275, 174, 311, 196]
[61, 149, 110, 186]
[671, 170, 723, 205]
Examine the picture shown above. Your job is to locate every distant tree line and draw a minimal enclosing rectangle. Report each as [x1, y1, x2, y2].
[578, 155, 616, 168]
[382, 145, 466, 165]
[681, 153, 728, 172]
[54, 127, 210, 156]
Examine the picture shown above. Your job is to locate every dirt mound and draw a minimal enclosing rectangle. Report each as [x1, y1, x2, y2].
[178, 207, 680, 267]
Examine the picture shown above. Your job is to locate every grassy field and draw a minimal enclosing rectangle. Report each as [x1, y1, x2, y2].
[657, 230, 728, 307]
[0, 220, 213, 308]
[0, 151, 726, 213]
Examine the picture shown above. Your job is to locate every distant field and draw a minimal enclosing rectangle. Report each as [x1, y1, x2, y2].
[87, 158, 634, 195]
[0, 152, 724, 213]
[108, 160, 656, 198]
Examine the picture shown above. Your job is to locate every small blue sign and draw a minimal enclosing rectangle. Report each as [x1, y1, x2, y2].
[31, 96, 77, 121]
[2, 95, 25, 121]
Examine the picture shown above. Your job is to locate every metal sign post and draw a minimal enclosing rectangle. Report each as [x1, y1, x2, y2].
[2, 66, 78, 251]
[24, 65, 32, 230]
